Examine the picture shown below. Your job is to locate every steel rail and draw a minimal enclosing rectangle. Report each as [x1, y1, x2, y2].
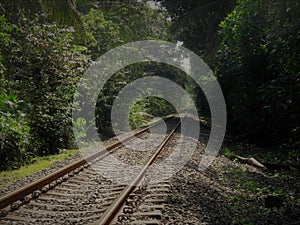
[95, 118, 182, 225]
[0, 116, 173, 211]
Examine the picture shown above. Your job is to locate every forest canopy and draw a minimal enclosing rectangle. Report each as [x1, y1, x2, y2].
[0, 0, 299, 170]
[156, 0, 299, 147]
[0, 0, 174, 170]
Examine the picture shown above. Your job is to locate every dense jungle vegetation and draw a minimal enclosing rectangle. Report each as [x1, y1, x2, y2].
[0, 0, 299, 171]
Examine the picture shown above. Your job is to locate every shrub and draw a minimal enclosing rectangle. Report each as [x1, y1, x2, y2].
[1, 15, 89, 157]
[0, 91, 30, 170]
[216, 0, 300, 147]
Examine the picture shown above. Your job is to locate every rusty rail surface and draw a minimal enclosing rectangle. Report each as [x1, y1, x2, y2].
[0, 116, 173, 211]
[95, 117, 182, 225]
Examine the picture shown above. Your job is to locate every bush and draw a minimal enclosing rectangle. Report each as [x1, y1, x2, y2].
[216, 0, 300, 147]
[14, 19, 89, 155]
[129, 97, 175, 129]
[0, 16, 31, 170]
[1, 15, 89, 158]
[0, 92, 30, 170]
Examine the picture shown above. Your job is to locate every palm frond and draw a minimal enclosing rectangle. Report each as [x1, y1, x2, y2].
[40, 0, 87, 44]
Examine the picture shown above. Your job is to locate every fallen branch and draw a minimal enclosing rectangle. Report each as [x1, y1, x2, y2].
[229, 154, 267, 170]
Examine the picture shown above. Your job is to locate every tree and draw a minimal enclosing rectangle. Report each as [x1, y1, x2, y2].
[0, 0, 86, 44]
[154, 0, 235, 55]
[216, 0, 300, 147]
[1, 15, 89, 156]
[81, 3, 173, 138]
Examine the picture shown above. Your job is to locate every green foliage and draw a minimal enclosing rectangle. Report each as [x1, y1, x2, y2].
[82, 3, 170, 59]
[154, 0, 236, 116]
[40, 0, 87, 44]
[82, 8, 123, 59]
[224, 158, 299, 224]
[156, 0, 235, 54]
[80, 5, 172, 139]
[0, 2, 173, 170]
[216, 0, 300, 147]
[0, 1, 43, 24]
[0, 91, 30, 170]
[129, 97, 175, 129]
[0, 15, 89, 169]
[0, 16, 30, 170]
[0, 0, 86, 44]
[13, 18, 89, 155]
[73, 117, 88, 140]
[0, 15, 15, 77]
[106, 2, 170, 42]
[0, 149, 79, 185]
[223, 148, 234, 158]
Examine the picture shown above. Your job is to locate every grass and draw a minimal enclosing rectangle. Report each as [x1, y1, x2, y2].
[0, 149, 79, 186]
[223, 147, 234, 158]
[0, 117, 166, 187]
[221, 147, 300, 224]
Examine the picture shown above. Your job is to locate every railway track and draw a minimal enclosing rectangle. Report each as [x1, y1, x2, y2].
[0, 115, 188, 225]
